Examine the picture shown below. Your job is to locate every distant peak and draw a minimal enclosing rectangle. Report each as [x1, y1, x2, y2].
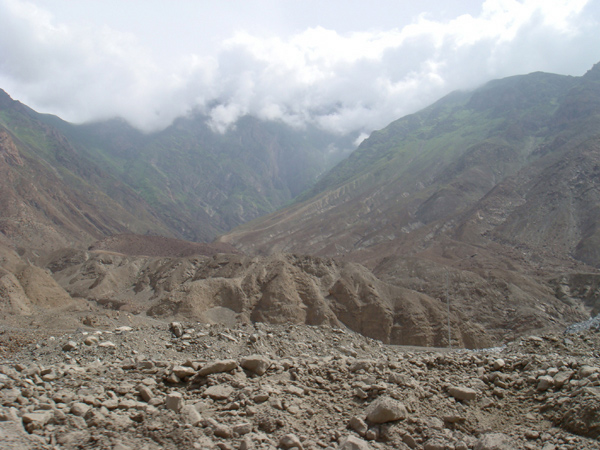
[583, 61, 600, 81]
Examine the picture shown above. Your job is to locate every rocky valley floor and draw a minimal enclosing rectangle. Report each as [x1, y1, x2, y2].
[0, 316, 599, 450]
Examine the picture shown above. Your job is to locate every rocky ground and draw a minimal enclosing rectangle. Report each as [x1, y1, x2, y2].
[1, 317, 599, 450]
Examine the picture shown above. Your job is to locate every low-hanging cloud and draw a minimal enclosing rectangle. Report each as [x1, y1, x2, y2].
[0, 0, 598, 135]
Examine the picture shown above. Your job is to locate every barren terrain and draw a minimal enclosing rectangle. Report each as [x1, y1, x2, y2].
[1, 314, 599, 449]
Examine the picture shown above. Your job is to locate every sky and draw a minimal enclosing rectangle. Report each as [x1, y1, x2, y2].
[1, 0, 599, 138]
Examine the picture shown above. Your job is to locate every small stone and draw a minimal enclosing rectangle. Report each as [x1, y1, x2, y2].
[525, 430, 540, 440]
[172, 365, 196, 379]
[279, 433, 303, 449]
[198, 360, 238, 376]
[71, 402, 91, 417]
[241, 355, 271, 376]
[365, 396, 407, 423]
[402, 434, 417, 449]
[204, 384, 235, 400]
[138, 385, 153, 403]
[208, 419, 233, 438]
[22, 411, 53, 426]
[348, 416, 368, 436]
[98, 341, 116, 348]
[474, 432, 515, 450]
[84, 336, 99, 346]
[536, 376, 554, 391]
[252, 392, 269, 403]
[165, 392, 185, 412]
[579, 365, 597, 378]
[364, 429, 377, 441]
[349, 360, 372, 373]
[181, 404, 202, 426]
[337, 435, 372, 450]
[448, 386, 478, 401]
[63, 341, 78, 351]
[170, 322, 184, 338]
[492, 359, 505, 371]
[233, 421, 253, 435]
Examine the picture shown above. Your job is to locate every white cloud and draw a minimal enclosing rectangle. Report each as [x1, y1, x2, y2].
[0, 0, 598, 135]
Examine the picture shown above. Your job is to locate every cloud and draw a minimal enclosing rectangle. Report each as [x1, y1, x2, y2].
[0, 0, 598, 135]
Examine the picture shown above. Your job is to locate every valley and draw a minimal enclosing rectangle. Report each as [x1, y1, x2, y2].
[1, 63, 600, 449]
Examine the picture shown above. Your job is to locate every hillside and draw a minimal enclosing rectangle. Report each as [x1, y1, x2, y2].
[220, 63, 600, 341]
[0, 90, 173, 252]
[47, 111, 356, 241]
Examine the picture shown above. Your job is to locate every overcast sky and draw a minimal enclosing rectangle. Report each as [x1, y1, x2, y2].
[1, 0, 599, 137]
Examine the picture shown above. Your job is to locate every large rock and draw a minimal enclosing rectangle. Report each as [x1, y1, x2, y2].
[365, 396, 407, 423]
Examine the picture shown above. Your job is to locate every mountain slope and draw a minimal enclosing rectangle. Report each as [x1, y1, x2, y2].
[0, 90, 173, 251]
[219, 63, 600, 341]
[48, 111, 356, 241]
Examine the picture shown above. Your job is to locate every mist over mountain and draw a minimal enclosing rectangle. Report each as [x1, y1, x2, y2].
[0, 88, 356, 247]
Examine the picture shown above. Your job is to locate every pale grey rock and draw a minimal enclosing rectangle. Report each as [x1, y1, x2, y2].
[279, 433, 303, 449]
[22, 411, 53, 426]
[180, 404, 202, 426]
[492, 359, 505, 371]
[63, 341, 78, 351]
[172, 365, 196, 379]
[138, 385, 153, 403]
[579, 365, 598, 378]
[365, 396, 407, 423]
[348, 416, 368, 436]
[349, 360, 372, 373]
[198, 359, 238, 376]
[241, 355, 271, 376]
[165, 392, 185, 412]
[537, 375, 554, 391]
[553, 370, 573, 388]
[98, 341, 116, 348]
[474, 433, 516, 450]
[233, 421, 253, 435]
[70, 402, 90, 417]
[448, 386, 478, 401]
[337, 435, 372, 450]
[169, 322, 184, 338]
[204, 384, 235, 400]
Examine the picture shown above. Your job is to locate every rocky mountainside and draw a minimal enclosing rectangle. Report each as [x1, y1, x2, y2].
[219, 63, 600, 343]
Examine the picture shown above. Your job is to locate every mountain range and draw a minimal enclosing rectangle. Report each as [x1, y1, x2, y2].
[1, 62, 600, 347]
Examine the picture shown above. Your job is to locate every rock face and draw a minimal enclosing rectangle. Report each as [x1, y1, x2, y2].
[1, 321, 599, 449]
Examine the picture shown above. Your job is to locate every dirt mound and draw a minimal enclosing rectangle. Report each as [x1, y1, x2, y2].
[88, 234, 241, 258]
[44, 251, 494, 348]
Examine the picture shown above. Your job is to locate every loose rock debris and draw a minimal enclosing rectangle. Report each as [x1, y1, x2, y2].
[0, 321, 599, 449]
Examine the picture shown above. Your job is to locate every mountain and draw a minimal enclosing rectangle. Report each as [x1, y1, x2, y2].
[0, 89, 356, 248]
[219, 63, 600, 343]
[0, 90, 173, 252]
[44, 110, 356, 242]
